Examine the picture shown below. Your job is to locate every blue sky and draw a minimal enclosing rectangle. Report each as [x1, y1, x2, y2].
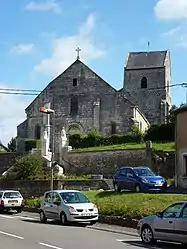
[0, 0, 187, 144]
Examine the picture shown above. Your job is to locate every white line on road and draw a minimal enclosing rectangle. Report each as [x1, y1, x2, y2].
[0, 230, 24, 240]
[0, 214, 14, 219]
[39, 242, 63, 249]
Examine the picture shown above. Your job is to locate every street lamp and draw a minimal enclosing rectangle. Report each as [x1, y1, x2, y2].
[39, 106, 55, 191]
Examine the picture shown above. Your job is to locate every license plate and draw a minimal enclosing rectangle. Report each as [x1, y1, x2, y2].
[155, 183, 162, 186]
[8, 200, 18, 204]
[81, 213, 92, 216]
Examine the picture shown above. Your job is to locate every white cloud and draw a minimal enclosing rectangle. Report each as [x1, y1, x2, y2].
[154, 0, 187, 20]
[34, 13, 106, 76]
[25, 0, 61, 14]
[162, 24, 187, 48]
[10, 43, 35, 55]
[0, 83, 31, 146]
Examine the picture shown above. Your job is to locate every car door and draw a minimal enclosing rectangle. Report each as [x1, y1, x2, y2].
[125, 168, 136, 190]
[153, 203, 184, 242]
[173, 203, 187, 243]
[51, 192, 62, 220]
[117, 168, 127, 190]
[43, 192, 54, 218]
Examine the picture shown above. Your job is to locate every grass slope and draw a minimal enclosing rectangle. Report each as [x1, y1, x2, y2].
[84, 191, 186, 219]
[72, 142, 175, 152]
[26, 190, 186, 220]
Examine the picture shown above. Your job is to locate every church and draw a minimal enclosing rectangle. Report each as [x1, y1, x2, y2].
[17, 49, 171, 151]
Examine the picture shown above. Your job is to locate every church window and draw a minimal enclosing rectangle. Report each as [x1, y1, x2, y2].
[70, 97, 78, 115]
[111, 121, 116, 134]
[35, 124, 41, 139]
[73, 78, 77, 86]
[141, 77, 147, 89]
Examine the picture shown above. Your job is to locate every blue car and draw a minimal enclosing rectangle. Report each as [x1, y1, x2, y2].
[113, 166, 167, 193]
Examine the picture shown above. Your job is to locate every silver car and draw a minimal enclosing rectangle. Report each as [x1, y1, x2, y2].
[39, 190, 99, 225]
[137, 201, 187, 246]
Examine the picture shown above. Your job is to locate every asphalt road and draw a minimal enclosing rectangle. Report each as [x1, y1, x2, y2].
[0, 212, 181, 249]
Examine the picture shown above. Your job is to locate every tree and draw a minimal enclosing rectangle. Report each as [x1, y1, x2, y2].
[13, 154, 44, 180]
[7, 137, 16, 152]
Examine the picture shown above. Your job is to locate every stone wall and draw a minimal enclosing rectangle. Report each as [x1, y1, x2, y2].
[0, 180, 109, 197]
[152, 151, 175, 178]
[68, 149, 146, 175]
[67, 148, 175, 178]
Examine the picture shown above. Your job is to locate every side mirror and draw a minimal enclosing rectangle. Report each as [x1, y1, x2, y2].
[54, 201, 61, 206]
[156, 212, 163, 218]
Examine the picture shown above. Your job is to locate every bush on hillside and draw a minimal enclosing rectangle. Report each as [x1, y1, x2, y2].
[12, 154, 44, 180]
[69, 132, 144, 149]
[144, 123, 174, 142]
[25, 139, 41, 152]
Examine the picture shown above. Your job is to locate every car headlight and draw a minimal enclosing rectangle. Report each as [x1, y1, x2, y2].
[68, 206, 76, 213]
[138, 219, 144, 226]
[141, 178, 148, 183]
[93, 204, 98, 212]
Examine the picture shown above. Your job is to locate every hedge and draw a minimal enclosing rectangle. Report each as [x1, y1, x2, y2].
[69, 133, 144, 149]
[25, 139, 41, 151]
[144, 123, 174, 142]
[69, 123, 174, 149]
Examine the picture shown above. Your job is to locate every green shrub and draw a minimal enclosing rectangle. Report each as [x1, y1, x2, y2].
[25, 197, 43, 208]
[69, 133, 144, 149]
[13, 154, 44, 180]
[144, 123, 174, 142]
[25, 139, 41, 151]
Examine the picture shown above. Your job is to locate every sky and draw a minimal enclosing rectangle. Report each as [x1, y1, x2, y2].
[0, 0, 187, 145]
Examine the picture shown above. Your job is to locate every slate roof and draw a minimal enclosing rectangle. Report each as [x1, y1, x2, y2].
[125, 51, 168, 69]
[174, 104, 187, 115]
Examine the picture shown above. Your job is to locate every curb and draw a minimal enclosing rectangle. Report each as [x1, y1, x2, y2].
[23, 207, 138, 236]
[87, 225, 138, 237]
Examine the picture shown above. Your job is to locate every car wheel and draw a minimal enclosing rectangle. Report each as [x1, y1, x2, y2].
[135, 184, 141, 193]
[141, 225, 155, 244]
[39, 210, 47, 223]
[16, 208, 22, 213]
[114, 183, 121, 192]
[90, 221, 97, 225]
[60, 212, 68, 225]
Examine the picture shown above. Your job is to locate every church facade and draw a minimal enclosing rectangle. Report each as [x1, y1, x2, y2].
[17, 50, 171, 152]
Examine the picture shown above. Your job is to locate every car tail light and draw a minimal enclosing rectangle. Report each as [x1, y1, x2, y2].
[22, 199, 25, 205]
[1, 200, 4, 205]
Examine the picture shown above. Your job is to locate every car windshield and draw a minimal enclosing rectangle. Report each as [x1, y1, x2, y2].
[59, 192, 90, 204]
[133, 168, 155, 177]
[3, 192, 22, 199]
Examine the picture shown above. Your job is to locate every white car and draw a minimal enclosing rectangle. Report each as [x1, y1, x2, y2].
[0, 190, 25, 213]
[39, 190, 99, 225]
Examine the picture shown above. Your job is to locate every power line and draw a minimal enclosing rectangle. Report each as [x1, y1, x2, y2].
[0, 88, 40, 92]
[0, 82, 186, 96]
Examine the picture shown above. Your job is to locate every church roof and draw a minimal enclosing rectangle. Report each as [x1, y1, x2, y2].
[125, 50, 168, 70]
[174, 104, 187, 115]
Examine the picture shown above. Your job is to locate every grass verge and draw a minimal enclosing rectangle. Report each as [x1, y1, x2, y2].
[25, 190, 186, 220]
[71, 142, 175, 152]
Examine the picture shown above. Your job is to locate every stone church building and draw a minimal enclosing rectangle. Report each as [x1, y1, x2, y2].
[17, 50, 171, 151]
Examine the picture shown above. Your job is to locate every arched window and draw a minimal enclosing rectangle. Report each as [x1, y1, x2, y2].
[141, 77, 147, 89]
[70, 97, 78, 115]
[35, 124, 41, 139]
[73, 78, 77, 86]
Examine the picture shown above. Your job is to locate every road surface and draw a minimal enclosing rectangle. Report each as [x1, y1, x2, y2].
[0, 212, 180, 249]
